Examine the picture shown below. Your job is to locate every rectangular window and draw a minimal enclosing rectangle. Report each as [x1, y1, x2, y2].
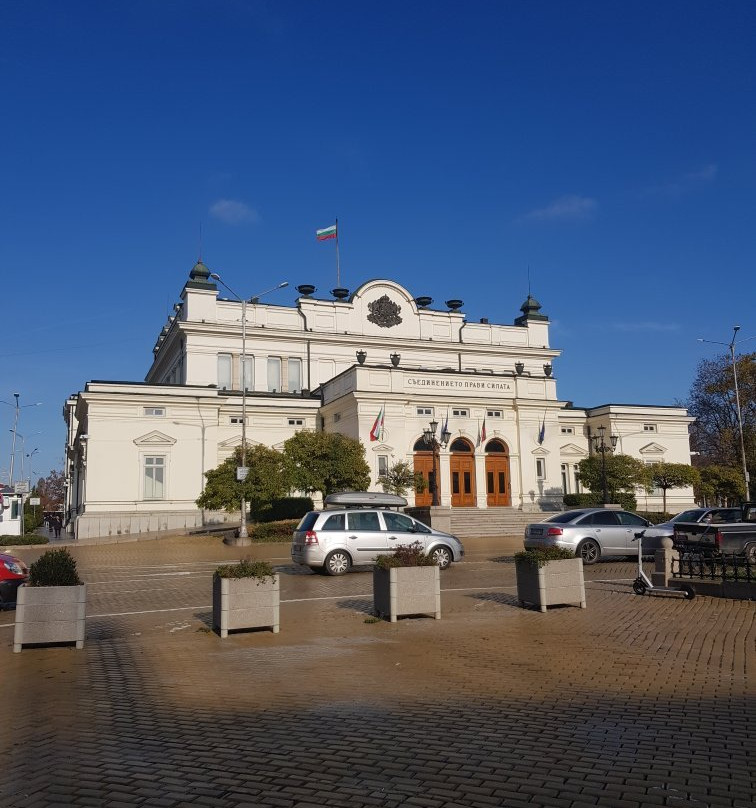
[267, 357, 281, 392]
[487, 410, 502, 418]
[561, 463, 569, 493]
[144, 456, 165, 499]
[560, 426, 574, 435]
[452, 408, 468, 417]
[643, 423, 657, 432]
[378, 455, 389, 477]
[218, 354, 232, 390]
[144, 407, 165, 417]
[230, 417, 244, 424]
[288, 358, 302, 394]
[288, 418, 304, 426]
[574, 468, 581, 493]
[536, 458, 546, 480]
[416, 407, 433, 416]
[241, 356, 254, 391]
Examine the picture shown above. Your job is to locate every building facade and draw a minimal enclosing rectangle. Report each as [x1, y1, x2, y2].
[63, 262, 695, 540]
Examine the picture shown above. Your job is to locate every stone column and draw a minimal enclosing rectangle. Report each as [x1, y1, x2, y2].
[651, 536, 678, 587]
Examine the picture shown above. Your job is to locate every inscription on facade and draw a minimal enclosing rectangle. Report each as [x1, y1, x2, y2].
[405, 376, 513, 392]
[367, 295, 402, 328]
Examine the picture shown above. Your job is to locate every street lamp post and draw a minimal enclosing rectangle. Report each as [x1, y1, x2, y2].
[210, 273, 288, 544]
[1, 394, 41, 485]
[591, 425, 618, 505]
[697, 326, 754, 501]
[422, 419, 452, 506]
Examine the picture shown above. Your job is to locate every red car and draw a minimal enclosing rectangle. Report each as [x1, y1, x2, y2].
[0, 551, 29, 608]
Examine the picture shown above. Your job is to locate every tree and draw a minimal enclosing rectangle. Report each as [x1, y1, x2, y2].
[196, 445, 290, 514]
[34, 470, 65, 510]
[644, 462, 700, 513]
[283, 431, 370, 499]
[576, 454, 649, 502]
[379, 461, 426, 497]
[684, 351, 755, 493]
[695, 464, 746, 506]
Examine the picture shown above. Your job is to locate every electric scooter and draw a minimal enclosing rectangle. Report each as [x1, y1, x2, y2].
[632, 530, 696, 600]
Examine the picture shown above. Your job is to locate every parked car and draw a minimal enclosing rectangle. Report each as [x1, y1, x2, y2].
[0, 551, 29, 608]
[642, 507, 742, 552]
[674, 501, 756, 560]
[291, 492, 465, 575]
[524, 508, 652, 564]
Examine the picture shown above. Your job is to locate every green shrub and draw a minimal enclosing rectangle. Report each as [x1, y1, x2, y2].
[28, 548, 82, 587]
[0, 535, 49, 546]
[250, 519, 299, 542]
[214, 559, 275, 583]
[636, 511, 671, 525]
[514, 546, 575, 568]
[375, 541, 435, 570]
[563, 492, 637, 511]
[252, 497, 314, 522]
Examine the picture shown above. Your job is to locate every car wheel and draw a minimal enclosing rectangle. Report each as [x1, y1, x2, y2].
[632, 578, 647, 596]
[744, 543, 756, 564]
[578, 539, 600, 565]
[430, 546, 452, 570]
[323, 550, 351, 576]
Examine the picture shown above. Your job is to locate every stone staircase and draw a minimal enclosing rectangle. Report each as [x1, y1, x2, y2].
[407, 506, 552, 540]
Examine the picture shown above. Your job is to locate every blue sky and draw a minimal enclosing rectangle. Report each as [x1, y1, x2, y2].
[2, 0, 755, 484]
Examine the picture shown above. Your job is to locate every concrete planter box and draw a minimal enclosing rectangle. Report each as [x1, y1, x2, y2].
[516, 558, 586, 612]
[373, 565, 441, 623]
[213, 574, 280, 637]
[13, 584, 86, 652]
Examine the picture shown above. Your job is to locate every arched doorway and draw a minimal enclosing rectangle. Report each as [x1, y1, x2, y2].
[413, 438, 435, 507]
[485, 439, 511, 506]
[449, 437, 476, 507]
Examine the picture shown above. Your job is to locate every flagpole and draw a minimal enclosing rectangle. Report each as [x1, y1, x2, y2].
[335, 217, 340, 287]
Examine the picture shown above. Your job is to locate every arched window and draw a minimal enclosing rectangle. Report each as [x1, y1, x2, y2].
[413, 437, 430, 451]
[485, 439, 509, 454]
[449, 438, 473, 453]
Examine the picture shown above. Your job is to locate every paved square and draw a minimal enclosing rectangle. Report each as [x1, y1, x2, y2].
[1, 536, 753, 807]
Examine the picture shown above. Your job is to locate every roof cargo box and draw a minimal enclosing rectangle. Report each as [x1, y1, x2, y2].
[323, 492, 408, 509]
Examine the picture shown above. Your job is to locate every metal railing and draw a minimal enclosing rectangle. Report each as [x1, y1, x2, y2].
[672, 552, 755, 583]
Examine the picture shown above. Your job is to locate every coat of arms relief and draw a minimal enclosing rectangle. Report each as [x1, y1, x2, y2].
[367, 295, 402, 328]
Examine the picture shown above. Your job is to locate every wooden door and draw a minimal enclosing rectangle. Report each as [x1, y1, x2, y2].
[413, 452, 435, 507]
[450, 453, 476, 507]
[486, 454, 511, 506]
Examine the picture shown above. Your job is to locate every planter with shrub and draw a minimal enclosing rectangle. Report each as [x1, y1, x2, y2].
[515, 547, 586, 613]
[373, 542, 441, 623]
[212, 559, 279, 637]
[14, 548, 86, 652]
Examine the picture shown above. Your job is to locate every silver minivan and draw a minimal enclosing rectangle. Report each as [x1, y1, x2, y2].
[291, 492, 465, 575]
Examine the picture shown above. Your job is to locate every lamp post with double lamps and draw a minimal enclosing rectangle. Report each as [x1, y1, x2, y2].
[422, 419, 452, 506]
[209, 273, 288, 544]
[591, 425, 618, 505]
[697, 326, 755, 501]
[1, 394, 42, 485]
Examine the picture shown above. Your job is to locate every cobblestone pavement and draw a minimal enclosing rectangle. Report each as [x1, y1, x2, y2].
[1, 536, 754, 808]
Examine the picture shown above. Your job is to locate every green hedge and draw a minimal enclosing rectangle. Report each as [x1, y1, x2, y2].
[0, 535, 49, 546]
[249, 519, 299, 542]
[252, 497, 314, 523]
[563, 492, 638, 511]
[635, 511, 671, 524]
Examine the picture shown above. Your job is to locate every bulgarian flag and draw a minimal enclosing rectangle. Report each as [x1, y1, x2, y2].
[316, 223, 337, 241]
[370, 406, 384, 442]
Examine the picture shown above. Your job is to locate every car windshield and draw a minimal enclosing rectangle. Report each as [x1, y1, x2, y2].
[671, 509, 708, 523]
[546, 510, 588, 524]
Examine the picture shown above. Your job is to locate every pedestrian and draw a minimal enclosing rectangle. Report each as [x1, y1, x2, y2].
[54, 516, 61, 539]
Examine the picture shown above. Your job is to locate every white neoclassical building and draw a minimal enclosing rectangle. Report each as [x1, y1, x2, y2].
[63, 262, 696, 540]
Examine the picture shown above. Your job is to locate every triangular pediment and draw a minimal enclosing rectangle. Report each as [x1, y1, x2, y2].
[218, 435, 264, 449]
[532, 446, 549, 456]
[134, 431, 176, 447]
[371, 442, 394, 453]
[560, 443, 588, 457]
[639, 442, 666, 454]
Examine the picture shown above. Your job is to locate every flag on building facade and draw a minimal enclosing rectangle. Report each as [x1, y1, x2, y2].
[316, 223, 337, 241]
[370, 406, 384, 442]
[538, 414, 546, 445]
[481, 416, 487, 443]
